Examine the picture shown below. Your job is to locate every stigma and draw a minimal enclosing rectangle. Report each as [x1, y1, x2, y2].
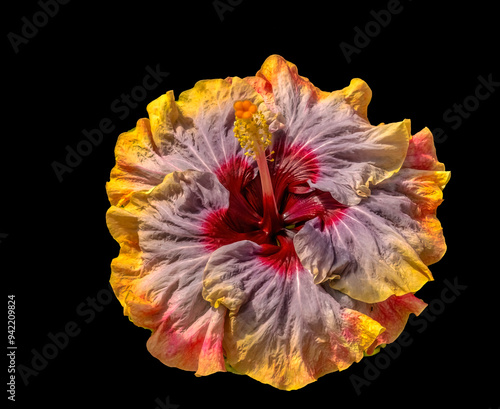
[233, 100, 274, 161]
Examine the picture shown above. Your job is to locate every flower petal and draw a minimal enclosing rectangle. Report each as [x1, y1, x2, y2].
[106, 118, 167, 207]
[306, 119, 411, 206]
[294, 128, 449, 303]
[107, 77, 260, 207]
[374, 170, 450, 265]
[328, 289, 427, 355]
[365, 127, 450, 265]
[106, 170, 230, 375]
[403, 127, 446, 171]
[293, 196, 433, 304]
[147, 298, 227, 377]
[341, 78, 372, 121]
[171, 77, 261, 170]
[202, 239, 384, 390]
[248, 55, 411, 206]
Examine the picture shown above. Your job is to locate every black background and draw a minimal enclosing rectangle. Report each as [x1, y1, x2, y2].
[4, 0, 498, 408]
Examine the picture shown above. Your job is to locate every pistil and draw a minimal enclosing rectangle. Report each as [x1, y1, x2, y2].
[233, 100, 281, 236]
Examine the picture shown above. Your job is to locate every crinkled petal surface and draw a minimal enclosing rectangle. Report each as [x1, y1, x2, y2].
[294, 128, 450, 303]
[202, 239, 384, 390]
[293, 201, 432, 303]
[377, 127, 450, 265]
[106, 77, 261, 207]
[246, 55, 411, 206]
[106, 170, 230, 376]
[328, 288, 427, 355]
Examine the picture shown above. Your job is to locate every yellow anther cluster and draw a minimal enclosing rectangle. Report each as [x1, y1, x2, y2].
[233, 100, 273, 160]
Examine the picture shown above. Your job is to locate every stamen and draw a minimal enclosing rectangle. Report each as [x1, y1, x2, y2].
[233, 100, 280, 236]
[233, 100, 273, 160]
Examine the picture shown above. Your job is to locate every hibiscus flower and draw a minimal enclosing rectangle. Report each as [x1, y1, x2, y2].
[106, 55, 449, 390]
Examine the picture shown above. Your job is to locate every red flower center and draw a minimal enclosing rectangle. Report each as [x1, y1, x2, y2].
[202, 136, 347, 255]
